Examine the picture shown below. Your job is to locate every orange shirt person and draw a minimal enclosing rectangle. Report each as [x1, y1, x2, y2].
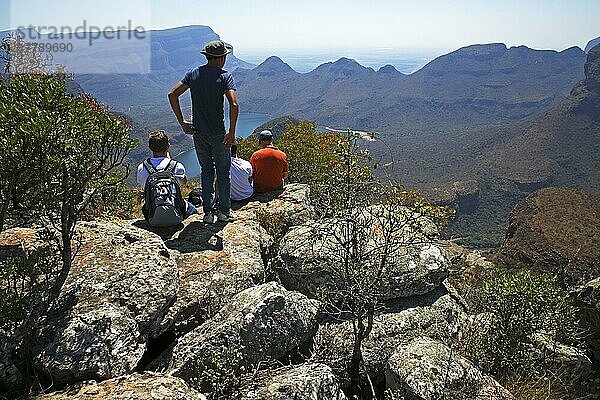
[250, 130, 289, 193]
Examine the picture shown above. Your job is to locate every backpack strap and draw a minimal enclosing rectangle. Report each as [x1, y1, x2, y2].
[143, 158, 158, 174]
[165, 160, 178, 173]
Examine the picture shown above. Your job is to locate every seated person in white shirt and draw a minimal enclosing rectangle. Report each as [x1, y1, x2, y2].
[137, 131, 197, 221]
[229, 142, 254, 201]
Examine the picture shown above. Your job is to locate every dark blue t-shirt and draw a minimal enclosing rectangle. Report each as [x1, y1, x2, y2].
[182, 65, 236, 136]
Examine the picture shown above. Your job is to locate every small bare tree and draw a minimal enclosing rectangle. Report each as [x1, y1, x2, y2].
[301, 131, 453, 398]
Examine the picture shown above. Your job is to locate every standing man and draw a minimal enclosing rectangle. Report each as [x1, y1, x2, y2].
[250, 130, 289, 193]
[168, 40, 238, 223]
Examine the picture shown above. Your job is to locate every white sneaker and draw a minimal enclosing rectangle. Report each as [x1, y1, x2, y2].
[203, 212, 214, 224]
[217, 210, 236, 222]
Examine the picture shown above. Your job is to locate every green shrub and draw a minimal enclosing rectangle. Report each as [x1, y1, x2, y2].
[238, 121, 375, 217]
[82, 170, 142, 220]
[0, 35, 136, 394]
[0, 243, 60, 331]
[464, 268, 578, 378]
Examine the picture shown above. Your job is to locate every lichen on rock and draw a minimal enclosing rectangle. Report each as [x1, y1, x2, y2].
[385, 336, 514, 400]
[34, 372, 206, 400]
[170, 282, 320, 391]
[278, 207, 449, 300]
[32, 221, 179, 386]
[239, 363, 347, 400]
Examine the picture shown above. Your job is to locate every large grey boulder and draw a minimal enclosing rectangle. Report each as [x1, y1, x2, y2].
[235, 183, 314, 228]
[171, 282, 320, 391]
[239, 363, 347, 400]
[278, 207, 449, 300]
[313, 286, 467, 388]
[160, 220, 273, 335]
[33, 221, 178, 386]
[385, 337, 514, 400]
[35, 372, 206, 400]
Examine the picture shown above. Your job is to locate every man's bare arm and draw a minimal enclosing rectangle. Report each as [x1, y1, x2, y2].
[168, 82, 195, 134]
[283, 158, 289, 180]
[224, 89, 238, 146]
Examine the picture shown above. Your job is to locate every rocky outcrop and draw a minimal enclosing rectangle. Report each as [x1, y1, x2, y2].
[531, 333, 594, 379]
[239, 363, 347, 400]
[35, 372, 206, 400]
[235, 183, 314, 229]
[577, 44, 600, 119]
[584, 44, 600, 92]
[0, 227, 49, 258]
[385, 337, 514, 400]
[9, 183, 579, 398]
[132, 185, 311, 336]
[585, 38, 600, 54]
[313, 285, 467, 388]
[158, 220, 272, 335]
[32, 221, 178, 386]
[278, 208, 449, 300]
[494, 187, 600, 286]
[428, 180, 480, 215]
[170, 282, 320, 391]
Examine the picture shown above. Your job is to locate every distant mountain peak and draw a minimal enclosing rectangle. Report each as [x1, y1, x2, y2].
[584, 44, 600, 92]
[255, 56, 296, 73]
[158, 25, 216, 34]
[314, 57, 373, 76]
[585, 37, 600, 54]
[333, 57, 358, 65]
[456, 43, 508, 54]
[378, 64, 400, 74]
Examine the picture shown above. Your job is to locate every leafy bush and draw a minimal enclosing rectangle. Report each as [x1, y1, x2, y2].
[463, 268, 578, 378]
[0, 36, 136, 394]
[82, 170, 142, 220]
[237, 121, 375, 216]
[237, 120, 346, 183]
[0, 240, 60, 330]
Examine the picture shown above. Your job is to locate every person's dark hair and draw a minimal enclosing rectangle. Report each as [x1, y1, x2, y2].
[230, 142, 238, 157]
[149, 130, 169, 153]
[205, 54, 225, 62]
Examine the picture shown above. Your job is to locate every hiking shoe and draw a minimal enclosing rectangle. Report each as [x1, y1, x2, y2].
[203, 212, 214, 224]
[217, 210, 236, 222]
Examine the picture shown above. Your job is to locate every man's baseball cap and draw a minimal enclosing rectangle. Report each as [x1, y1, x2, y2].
[258, 130, 273, 141]
[201, 40, 233, 57]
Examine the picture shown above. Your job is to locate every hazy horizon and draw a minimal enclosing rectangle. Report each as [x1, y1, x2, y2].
[2, 0, 599, 53]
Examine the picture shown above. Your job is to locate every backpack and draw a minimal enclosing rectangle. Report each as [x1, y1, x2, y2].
[141, 158, 187, 227]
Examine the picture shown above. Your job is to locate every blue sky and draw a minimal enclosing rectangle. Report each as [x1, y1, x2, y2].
[2, 0, 599, 51]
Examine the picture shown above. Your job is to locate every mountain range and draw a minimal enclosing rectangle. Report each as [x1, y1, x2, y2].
[427, 44, 600, 247]
[2, 24, 598, 248]
[235, 44, 586, 134]
[2, 26, 587, 136]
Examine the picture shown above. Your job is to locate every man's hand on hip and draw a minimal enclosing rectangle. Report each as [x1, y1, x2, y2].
[180, 121, 196, 134]
[224, 131, 235, 147]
